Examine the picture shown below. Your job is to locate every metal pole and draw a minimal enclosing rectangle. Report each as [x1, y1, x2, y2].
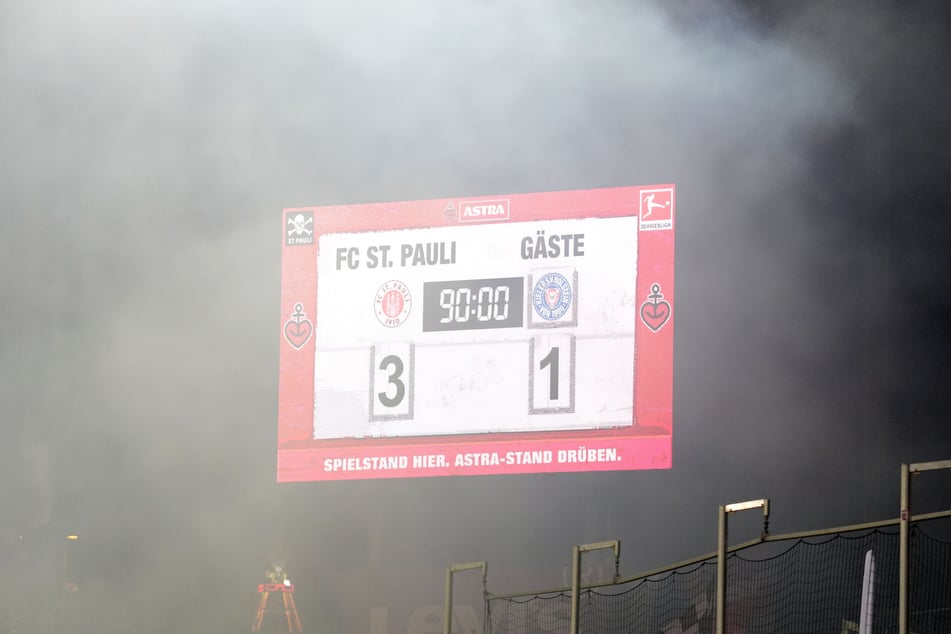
[444, 566, 454, 634]
[443, 562, 487, 634]
[898, 459, 951, 634]
[716, 505, 726, 634]
[569, 540, 620, 634]
[63, 535, 78, 594]
[716, 499, 768, 634]
[569, 545, 581, 634]
[899, 463, 909, 634]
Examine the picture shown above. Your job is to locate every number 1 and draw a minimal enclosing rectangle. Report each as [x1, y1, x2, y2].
[539, 346, 559, 400]
[529, 334, 575, 415]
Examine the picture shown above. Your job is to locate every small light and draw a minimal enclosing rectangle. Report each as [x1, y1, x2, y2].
[284, 579, 291, 587]
[66, 535, 79, 541]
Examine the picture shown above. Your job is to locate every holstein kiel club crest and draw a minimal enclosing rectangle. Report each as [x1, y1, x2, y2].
[283, 303, 314, 350]
[640, 283, 671, 332]
[532, 272, 573, 321]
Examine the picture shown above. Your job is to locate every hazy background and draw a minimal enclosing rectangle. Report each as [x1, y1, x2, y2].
[2, 0, 950, 632]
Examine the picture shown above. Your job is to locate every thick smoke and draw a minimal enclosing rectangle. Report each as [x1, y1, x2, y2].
[1, 1, 949, 633]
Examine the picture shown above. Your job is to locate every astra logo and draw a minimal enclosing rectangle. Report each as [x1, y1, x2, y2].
[464, 204, 505, 216]
[458, 199, 510, 222]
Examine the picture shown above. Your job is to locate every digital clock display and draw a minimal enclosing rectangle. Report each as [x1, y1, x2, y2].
[422, 277, 524, 332]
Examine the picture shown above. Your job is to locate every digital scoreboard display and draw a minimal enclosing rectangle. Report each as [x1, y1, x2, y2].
[278, 185, 675, 481]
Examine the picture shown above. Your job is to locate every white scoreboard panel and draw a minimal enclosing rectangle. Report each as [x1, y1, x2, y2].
[277, 186, 675, 481]
[313, 217, 637, 439]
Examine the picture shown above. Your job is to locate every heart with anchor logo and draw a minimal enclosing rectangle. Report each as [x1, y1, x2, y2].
[639, 283, 672, 333]
[284, 320, 312, 349]
[283, 303, 314, 350]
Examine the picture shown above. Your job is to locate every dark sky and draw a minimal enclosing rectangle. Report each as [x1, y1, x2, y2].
[2, 1, 951, 633]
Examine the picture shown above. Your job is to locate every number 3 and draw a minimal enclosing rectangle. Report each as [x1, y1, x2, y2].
[369, 343, 415, 421]
[378, 355, 405, 407]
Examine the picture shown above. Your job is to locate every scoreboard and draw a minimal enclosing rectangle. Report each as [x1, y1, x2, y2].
[278, 185, 675, 481]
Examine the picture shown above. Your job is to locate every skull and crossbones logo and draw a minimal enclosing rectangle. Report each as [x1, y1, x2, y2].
[287, 213, 313, 237]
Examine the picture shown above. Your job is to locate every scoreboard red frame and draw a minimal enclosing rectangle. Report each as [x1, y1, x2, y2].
[277, 185, 675, 481]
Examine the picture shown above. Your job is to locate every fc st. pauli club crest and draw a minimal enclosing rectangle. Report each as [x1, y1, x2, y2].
[374, 280, 412, 328]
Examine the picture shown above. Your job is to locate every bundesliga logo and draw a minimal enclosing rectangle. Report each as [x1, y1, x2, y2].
[639, 188, 674, 232]
[532, 272, 572, 321]
[374, 280, 412, 327]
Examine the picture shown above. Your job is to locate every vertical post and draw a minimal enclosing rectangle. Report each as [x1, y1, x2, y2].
[63, 534, 78, 598]
[569, 540, 620, 634]
[899, 463, 910, 634]
[444, 566, 453, 634]
[716, 505, 727, 634]
[715, 500, 769, 634]
[897, 459, 951, 634]
[443, 561, 487, 634]
[569, 545, 581, 634]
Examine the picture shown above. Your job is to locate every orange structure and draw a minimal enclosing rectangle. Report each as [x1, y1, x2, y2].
[251, 583, 303, 632]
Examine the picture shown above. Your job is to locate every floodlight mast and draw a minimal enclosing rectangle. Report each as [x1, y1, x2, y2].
[443, 561, 487, 634]
[716, 499, 769, 634]
[899, 460, 951, 634]
[62, 534, 79, 599]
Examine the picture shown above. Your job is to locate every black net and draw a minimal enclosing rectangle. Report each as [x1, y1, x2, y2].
[486, 518, 951, 634]
[488, 592, 571, 633]
[911, 524, 951, 632]
[724, 528, 899, 633]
